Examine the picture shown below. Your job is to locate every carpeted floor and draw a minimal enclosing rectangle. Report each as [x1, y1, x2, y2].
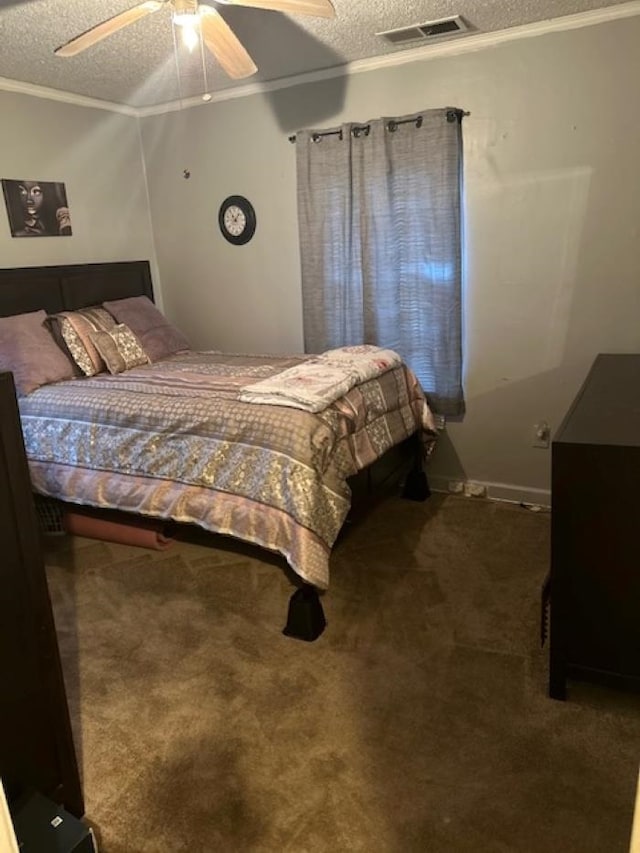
[43, 492, 640, 853]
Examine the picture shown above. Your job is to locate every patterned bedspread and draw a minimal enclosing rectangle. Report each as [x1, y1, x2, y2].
[19, 351, 435, 588]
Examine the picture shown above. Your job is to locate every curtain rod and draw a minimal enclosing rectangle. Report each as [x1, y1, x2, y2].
[288, 108, 469, 143]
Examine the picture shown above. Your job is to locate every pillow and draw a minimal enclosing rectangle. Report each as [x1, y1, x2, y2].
[103, 296, 190, 362]
[89, 324, 150, 375]
[49, 306, 116, 376]
[0, 310, 76, 396]
[44, 315, 83, 377]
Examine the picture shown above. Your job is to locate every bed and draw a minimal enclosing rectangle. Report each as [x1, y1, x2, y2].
[0, 261, 435, 638]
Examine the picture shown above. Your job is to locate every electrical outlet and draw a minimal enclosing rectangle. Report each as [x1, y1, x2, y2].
[532, 421, 551, 449]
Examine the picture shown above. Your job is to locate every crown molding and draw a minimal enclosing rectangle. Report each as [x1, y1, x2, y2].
[0, 75, 137, 115]
[348, 0, 640, 72]
[2, 1, 640, 118]
[138, 0, 640, 117]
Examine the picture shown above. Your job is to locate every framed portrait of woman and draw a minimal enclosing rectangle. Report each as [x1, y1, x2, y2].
[1, 178, 72, 238]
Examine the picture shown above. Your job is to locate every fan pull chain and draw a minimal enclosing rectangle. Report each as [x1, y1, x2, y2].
[171, 16, 190, 179]
[199, 20, 212, 102]
[171, 15, 185, 110]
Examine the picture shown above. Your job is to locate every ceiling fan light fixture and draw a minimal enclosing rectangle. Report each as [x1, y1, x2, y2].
[172, 7, 200, 52]
[172, 10, 198, 26]
[53, 0, 333, 80]
[180, 20, 200, 50]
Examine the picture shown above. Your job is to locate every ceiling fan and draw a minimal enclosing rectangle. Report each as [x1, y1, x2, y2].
[54, 0, 336, 80]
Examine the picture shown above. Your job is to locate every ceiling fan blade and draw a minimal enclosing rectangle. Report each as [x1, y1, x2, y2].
[218, 0, 335, 18]
[199, 5, 258, 79]
[55, 1, 164, 57]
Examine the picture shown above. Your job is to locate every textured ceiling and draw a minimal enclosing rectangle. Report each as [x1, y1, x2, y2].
[0, 0, 631, 108]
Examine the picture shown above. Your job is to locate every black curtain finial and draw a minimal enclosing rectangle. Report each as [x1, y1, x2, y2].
[446, 108, 470, 123]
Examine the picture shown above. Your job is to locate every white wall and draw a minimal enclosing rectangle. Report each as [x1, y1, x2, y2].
[140, 99, 303, 354]
[0, 92, 158, 296]
[140, 14, 640, 501]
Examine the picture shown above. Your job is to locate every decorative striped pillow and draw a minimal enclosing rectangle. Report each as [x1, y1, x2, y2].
[49, 307, 116, 375]
[89, 324, 150, 374]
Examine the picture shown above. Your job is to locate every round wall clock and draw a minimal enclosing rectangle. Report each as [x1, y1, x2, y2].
[218, 195, 256, 245]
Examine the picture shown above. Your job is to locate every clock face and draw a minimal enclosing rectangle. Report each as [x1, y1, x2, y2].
[223, 205, 246, 237]
[219, 195, 256, 245]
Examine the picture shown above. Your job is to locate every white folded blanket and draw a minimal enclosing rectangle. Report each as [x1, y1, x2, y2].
[239, 345, 402, 412]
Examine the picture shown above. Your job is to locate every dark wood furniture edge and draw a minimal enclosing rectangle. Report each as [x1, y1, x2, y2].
[0, 372, 84, 817]
[0, 260, 153, 317]
[548, 357, 603, 700]
[550, 354, 640, 700]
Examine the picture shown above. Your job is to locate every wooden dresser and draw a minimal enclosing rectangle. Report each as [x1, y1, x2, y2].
[0, 372, 83, 816]
[549, 353, 640, 699]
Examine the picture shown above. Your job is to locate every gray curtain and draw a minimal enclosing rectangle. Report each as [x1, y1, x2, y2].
[296, 107, 464, 416]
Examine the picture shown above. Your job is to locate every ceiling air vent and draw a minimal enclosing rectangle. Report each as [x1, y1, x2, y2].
[377, 16, 471, 45]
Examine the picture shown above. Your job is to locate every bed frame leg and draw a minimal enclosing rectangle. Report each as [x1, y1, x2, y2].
[403, 468, 431, 501]
[402, 433, 431, 502]
[283, 584, 326, 641]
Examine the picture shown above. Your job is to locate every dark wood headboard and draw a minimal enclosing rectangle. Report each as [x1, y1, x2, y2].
[0, 260, 154, 318]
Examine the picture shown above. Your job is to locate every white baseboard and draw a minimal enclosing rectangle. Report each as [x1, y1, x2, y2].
[428, 475, 551, 508]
